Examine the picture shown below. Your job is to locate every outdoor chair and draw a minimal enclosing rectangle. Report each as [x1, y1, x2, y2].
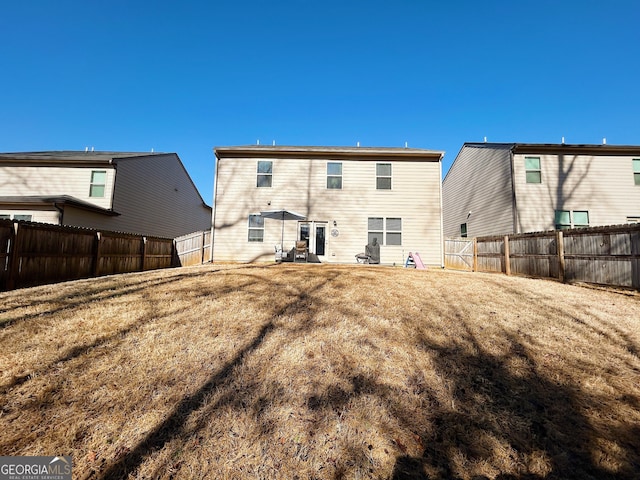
[355, 253, 370, 264]
[295, 240, 308, 262]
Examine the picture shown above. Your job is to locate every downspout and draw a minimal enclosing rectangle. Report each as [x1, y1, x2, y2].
[509, 146, 519, 234]
[438, 155, 445, 268]
[53, 202, 64, 225]
[210, 149, 219, 263]
[108, 159, 117, 213]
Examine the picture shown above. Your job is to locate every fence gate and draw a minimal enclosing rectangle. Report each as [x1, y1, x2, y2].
[175, 230, 211, 267]
[445, 238, 475, 271]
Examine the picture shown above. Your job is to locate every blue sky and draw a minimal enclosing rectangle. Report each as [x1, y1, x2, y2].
[1, 0, 638, 204]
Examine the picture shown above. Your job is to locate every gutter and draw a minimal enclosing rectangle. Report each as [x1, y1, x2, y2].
[438, 154, 445, 268]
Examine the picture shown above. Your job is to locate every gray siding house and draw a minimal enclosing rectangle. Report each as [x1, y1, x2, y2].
[213, 145, 444, 266]
[0, 151, 212, 238]
[443, 143, 640, 238]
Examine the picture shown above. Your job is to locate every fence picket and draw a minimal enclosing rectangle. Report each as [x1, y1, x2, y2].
[0, 220, 176, 291]
[448, 223, 640, 290]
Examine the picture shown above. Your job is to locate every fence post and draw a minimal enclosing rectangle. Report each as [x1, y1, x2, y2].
[141, 237, 148, 271]
[6, 222, 20, 291]
[201, 230, 206, 265]
[557, 230, 565, 283]
[171, 239, 176, 267]
[503, 235, 511, 276]
[93, 232, 102, 277]
[472, 238, 478, 272]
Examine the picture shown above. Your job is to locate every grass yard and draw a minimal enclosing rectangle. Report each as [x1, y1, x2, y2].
[1, 264, 639, 480]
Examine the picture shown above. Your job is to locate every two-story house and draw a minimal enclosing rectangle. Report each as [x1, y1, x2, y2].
[0, 151, 212, 238]
[442, 142, 640, 238]
[212, 145, 445, 265]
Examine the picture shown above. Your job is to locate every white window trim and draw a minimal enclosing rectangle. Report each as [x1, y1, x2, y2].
[376, 163, 392, 190]
[89, 170, 107, 197]
[368, 216, 402, 246]
[633, 159, 640, 185]
[554, 210, 589, 230]
[327, 162, 343, 189]
[257, 161, 273, 188]
[248, 214, 264, 242]
[525, 157, 542, 184]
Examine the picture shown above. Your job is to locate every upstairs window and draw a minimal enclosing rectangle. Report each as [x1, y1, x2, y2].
[257, 161, 272, 188]
[327, 162, 342, 189]
[248, 214, 264, 242]
[525, 157, 541, 184]
[633, 159, 640, 185]
[89, 170, 106, 197]
[460, 223, 468, 238]
[376, 163, 392, 190]
[555, 210, 589, 229]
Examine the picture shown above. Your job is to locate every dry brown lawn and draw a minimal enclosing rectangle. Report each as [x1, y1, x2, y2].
[1, 264, 639, 480]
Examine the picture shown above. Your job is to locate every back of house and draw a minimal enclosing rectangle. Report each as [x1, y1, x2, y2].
[213, 145, 444, 266]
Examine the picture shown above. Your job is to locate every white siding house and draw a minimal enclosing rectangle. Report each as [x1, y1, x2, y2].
[443, 143, 640, 238]
[0, 151, 211, 238]
[213, 145, 444, 266]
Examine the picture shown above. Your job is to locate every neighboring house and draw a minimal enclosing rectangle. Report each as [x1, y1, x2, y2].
[212, 145, 444, 266]
[0, 151, 212, 238]
[442, 142, 640, 238]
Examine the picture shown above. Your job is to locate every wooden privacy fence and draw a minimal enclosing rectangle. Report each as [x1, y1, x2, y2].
[446, 223, 640, 290]
[0, 219, 177, 291]
[175, 229, 212, 267]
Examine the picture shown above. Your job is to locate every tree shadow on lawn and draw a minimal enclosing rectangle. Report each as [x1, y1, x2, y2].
[98, 266, 344, 480]
[0, 269, 213, 330]
[0, 264, 264, 329]
[386, 279, 640, 480]
[390, 333, 639, 479]
[67, 267, 639, 480]
[0, 267, 267, 396]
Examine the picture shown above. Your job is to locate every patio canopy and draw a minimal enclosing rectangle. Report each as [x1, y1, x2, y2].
[260, 209, 306, 247]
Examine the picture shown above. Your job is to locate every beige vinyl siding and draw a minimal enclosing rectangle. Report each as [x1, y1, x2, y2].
[0, 166, 115, 209]
[442, 144, 515, 237]
[97, 154, 211, 238]
[513, 153, 640, 232]
[214, 155, 443, 266]
[0, 153, 210, 238]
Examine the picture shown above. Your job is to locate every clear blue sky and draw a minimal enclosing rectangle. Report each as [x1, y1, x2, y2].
[2, 0, 638, 204]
